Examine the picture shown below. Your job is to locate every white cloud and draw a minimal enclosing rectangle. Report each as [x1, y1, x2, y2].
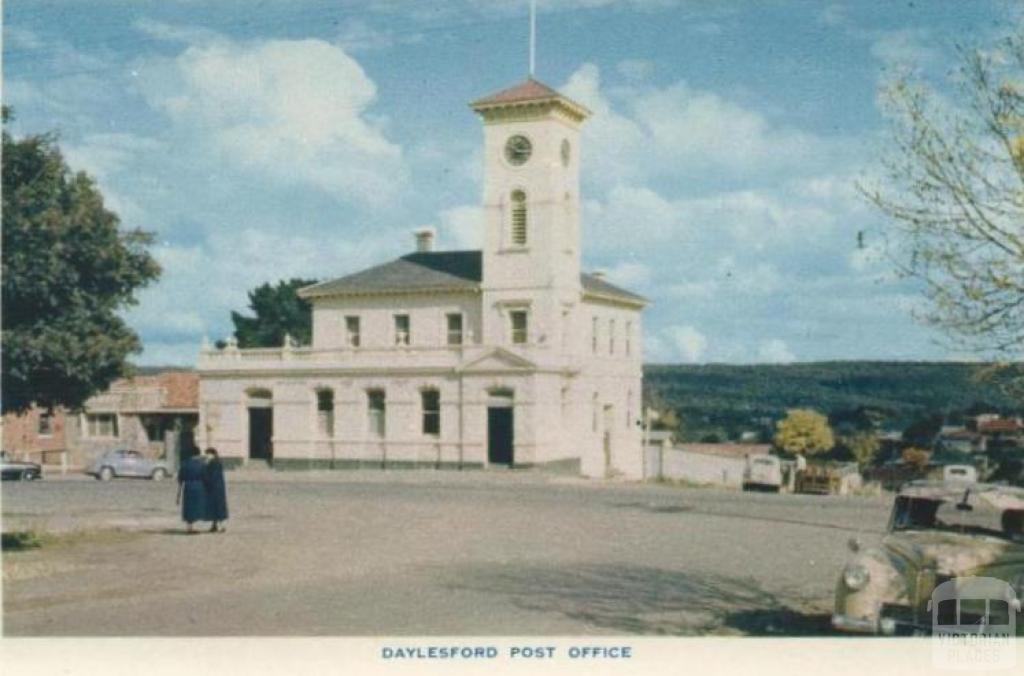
[134, 18, 222, 45]
[869, 29, 938, 69]
[561, 63, 856, 193]
[605, 261, 653, 290]
[757, 339, 795, 363]
[439, 205, 484, 249]
[664, 325, 708, 363]
[63, 134, 166, 228]
[138, 38, 405, 204]
[616, 59, 654, 81]
[336, 19, 424, 52]
[819, 4, 848, 27]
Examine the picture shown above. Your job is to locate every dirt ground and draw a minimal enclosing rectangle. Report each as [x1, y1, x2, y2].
[1, 471, 891, 636]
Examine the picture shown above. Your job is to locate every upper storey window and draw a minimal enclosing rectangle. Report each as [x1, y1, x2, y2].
[447, 313, 463, 346]
[394, 314, 410, 346]
[345, 316, 360, 347]
[510, 310, 528, 345]
[510, 190, 528, 246]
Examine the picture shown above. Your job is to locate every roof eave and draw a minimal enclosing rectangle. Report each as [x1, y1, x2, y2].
[581, 290, 649, 308]
[301, 285, 482, 300]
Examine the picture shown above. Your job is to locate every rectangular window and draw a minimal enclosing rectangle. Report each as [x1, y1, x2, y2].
[85, 413, 119, 438]
[592, 394, 599, 432]
[145, 420, 165, 443]
[626, 321, 632, 356]
[609, 318, 616, 355]
[367, 390, 386, 438]
[394, 314, 410, 346]
[446, 313, 463, 346]
[345, 316, 360, 347]
[510, 310, 528, 344]
[421, 389, 440, 436]
[592, 317, 598, 354]
[317, 389, 335, 437]
[38, 412, 54, 437]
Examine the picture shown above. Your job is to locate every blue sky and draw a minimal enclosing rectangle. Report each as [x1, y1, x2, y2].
[3, 0, 1015, 365]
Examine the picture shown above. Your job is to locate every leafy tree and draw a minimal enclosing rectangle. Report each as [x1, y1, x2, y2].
[901, 447, 931, 471]
[902, 413, 944, 448]
[863, 30, 1024, 385]
[1, 110, 160, 414]
[773, 408, 835, 457]
[844, 431, 881, 469]
[651, 408, 680, 433]
[231, 278, 317, 348]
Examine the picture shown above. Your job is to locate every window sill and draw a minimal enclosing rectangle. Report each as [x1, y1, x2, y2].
[497, 247, 531, 255]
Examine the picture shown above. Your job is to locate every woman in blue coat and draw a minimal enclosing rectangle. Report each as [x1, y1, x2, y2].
[176, 453, 207, 534]
[203, 447, 229, 533]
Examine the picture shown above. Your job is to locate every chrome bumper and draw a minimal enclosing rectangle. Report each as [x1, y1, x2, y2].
[832, 613, 898, 635]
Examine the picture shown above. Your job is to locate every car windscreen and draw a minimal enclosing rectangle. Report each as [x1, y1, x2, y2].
[891, 495, 1024, 542]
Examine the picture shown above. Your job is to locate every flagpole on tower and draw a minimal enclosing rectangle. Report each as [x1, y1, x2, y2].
[529, 0, 536, 78]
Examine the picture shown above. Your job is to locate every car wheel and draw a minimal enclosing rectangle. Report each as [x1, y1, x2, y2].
[21, 469, 37, 481]
[151, 468, 167, 481]
[99, 466, 114, 481]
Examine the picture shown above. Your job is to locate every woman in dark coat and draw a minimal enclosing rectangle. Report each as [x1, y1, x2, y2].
[177, 453, 207, 534]
[203, 447, 229, 533]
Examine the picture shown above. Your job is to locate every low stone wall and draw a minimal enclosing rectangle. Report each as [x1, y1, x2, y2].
[262, 458, 486, 471]
[644, 445, 747, 487]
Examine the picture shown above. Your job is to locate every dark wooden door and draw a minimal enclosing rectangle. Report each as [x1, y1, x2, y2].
[249, 408, 273, 461]
[487, 407, 514, 466]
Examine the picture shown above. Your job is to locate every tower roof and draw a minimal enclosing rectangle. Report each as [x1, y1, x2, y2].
[470, 78, 590, 122]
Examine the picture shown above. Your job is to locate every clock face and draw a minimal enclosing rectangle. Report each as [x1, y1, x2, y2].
[561, 139, 571, 167]
[504, 135, 532, 166]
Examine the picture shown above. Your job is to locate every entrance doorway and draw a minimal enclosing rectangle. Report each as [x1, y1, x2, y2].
[247, 388, 273, 463]
[487, 389, 514, 466]
[488, 408, 514, 465]
[249, 409, 273, 462]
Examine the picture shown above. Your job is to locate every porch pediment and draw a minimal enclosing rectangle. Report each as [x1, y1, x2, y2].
[456, 348, 537, 373]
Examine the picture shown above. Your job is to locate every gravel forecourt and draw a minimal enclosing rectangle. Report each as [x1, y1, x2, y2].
[1, 471, 892, 636]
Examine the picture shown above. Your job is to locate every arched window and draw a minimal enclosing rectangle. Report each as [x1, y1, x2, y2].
[510, 190, 527, 245]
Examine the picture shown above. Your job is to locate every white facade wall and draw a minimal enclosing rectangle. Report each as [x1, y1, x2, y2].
[312, 293, 482, 350]
[197, 81, 647, 478]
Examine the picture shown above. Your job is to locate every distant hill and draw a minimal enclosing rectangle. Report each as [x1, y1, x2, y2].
[643, 362, 1022, 442]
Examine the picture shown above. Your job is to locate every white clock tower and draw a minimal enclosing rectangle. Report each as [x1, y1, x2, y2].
[470, 79, 591, 352]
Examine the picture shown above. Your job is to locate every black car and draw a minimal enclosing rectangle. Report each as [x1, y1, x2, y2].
[0, 451, 43, 480]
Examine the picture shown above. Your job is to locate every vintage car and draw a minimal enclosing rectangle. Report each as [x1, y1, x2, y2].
[832, 481, 1024, 635]
[0, 451, 43, 481]
[85, 449, 172, 481]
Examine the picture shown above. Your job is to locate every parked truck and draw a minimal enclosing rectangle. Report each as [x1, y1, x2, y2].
[794, 461, 862, 496]
[742, 455, 784, 492]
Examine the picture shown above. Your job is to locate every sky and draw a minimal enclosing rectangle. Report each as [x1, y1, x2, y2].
[3, 0, 1017, 366]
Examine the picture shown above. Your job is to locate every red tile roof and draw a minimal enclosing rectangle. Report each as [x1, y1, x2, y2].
[157, 371, 199, 409]
[471, 78, 564, 106]
[978, 418, 1023, 434]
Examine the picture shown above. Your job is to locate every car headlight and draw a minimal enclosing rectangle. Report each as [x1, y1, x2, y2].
[843, 563, 871, 591]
